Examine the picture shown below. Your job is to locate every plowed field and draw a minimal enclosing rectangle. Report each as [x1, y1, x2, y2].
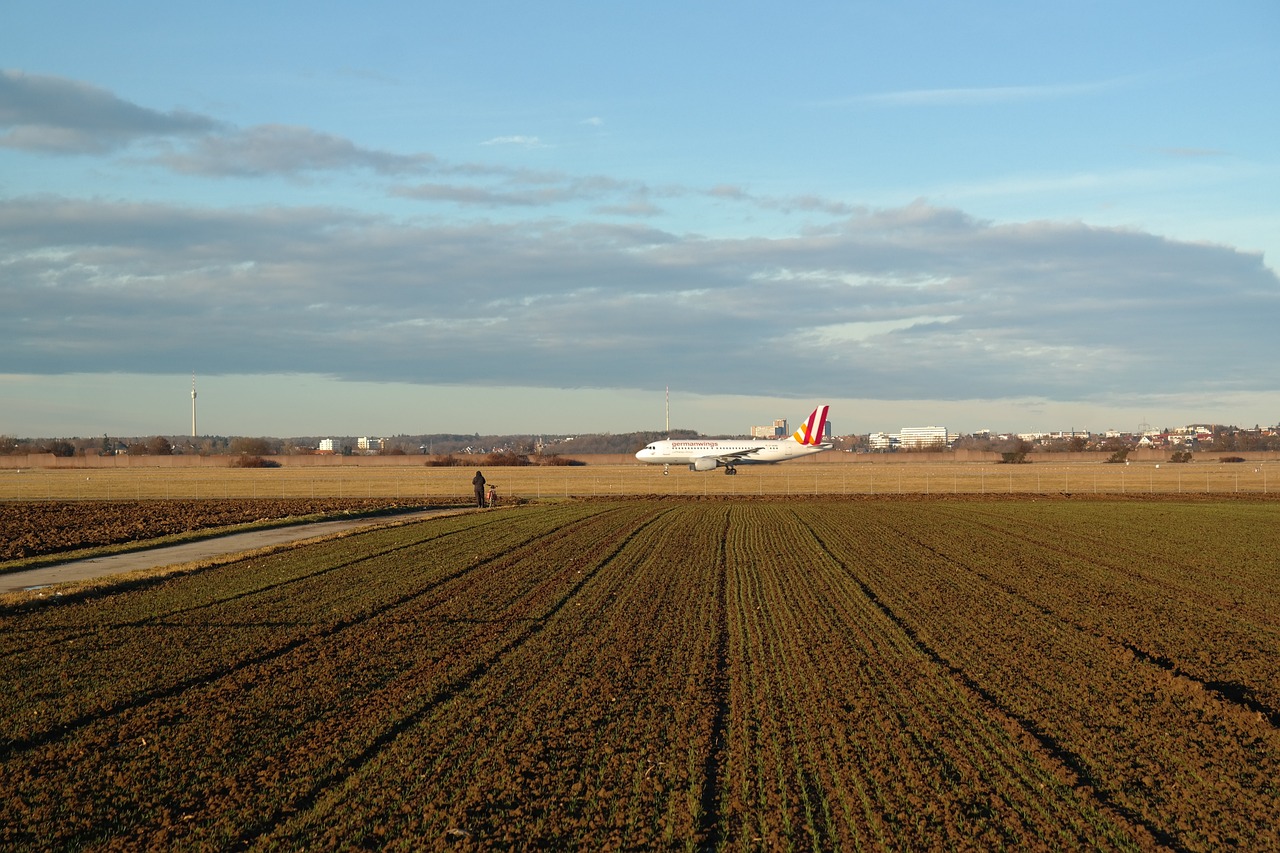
[2, 498, 1277, 850]
[0, 498, 432, 561]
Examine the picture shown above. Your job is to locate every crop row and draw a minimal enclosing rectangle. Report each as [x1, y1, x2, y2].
[923, 501, 1280, 714]
[2, 502, 630, 847]
[0, 505, 601, 742]
[796, 502, 1280, 849]
[717, 504, 1148, 849]
[258, 502, 730, 848]
[0, 498, 424, 562]
[2, 499, 1277, 849]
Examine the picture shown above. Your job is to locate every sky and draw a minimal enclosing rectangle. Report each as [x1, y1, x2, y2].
[3, 2, 1278, 439]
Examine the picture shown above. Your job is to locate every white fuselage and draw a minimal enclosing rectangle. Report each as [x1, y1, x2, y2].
[635, 437, 826, 467]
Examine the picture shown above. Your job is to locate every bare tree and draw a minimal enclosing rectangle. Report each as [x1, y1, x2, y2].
[147, 436, 173, 455]
[230, 437, 274, 456]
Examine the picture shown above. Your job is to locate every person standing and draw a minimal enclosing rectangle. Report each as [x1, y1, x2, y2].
[486, 483, 497, 507]
[472, 470, 487, 507]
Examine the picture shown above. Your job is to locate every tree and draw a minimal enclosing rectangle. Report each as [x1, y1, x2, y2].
[229, 437, 273, 456]
[43, 440, 76, 457]
[998, 439, 1032, 464]
[1100, 436, 1130, 455]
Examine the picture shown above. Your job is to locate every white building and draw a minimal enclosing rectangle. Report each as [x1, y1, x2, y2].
[318, 438, 338, 453]
[868, 432, 897, 451]
[357, 436, 382, 452]
[898, 426, 949, 449]
[751, 418, 788, 439]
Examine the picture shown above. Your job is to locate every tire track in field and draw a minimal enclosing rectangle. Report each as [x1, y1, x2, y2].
[0, 509, 618, 760]
[232, 504, 678, 850]
[939, 504, 1278, 626]
[696, 509, 730, 850]
[799, 519, 1174, 852]
[901, 515, 1280, 730]
[0, 514, 511, 661]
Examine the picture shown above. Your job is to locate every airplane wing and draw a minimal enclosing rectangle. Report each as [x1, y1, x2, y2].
[713, 447, 768, 461]
[683, 446, 769, 471]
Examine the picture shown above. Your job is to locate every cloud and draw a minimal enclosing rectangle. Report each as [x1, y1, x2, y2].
[593, 199, 663, 217]
[822, 78, 1130, 109]
[1, 70, 432, 178]
[392, 181, 584, 207]
[4, 73, 1274, 417]
[156, 124, 435, 177]
[0, 69, 220, 154]
[3, 195, 1275, 409]
[392, 173, 641, 209]
[480, 135, 543, 147]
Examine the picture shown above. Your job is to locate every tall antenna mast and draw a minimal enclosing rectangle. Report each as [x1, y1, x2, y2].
[191, 373, 198, 438]
[665, 385, 669, 435]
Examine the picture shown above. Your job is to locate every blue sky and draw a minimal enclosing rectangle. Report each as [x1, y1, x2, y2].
[3, 2, 1278, 438]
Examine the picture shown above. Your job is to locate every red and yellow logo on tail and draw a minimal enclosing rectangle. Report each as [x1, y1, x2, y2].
[792, 405, 830, 446]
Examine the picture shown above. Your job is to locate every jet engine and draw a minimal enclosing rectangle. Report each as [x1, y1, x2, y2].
[690, 457, 720, 471]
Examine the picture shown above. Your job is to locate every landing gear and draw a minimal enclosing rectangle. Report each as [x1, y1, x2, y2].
[724, 465, 738, 476]
[662, 464, 670, 476]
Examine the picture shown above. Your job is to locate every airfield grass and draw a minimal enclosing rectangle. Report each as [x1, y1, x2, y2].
[1, 458, 1275, 502]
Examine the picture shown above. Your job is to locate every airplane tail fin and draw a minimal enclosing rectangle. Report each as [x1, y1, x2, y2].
[792, 405, 830, 446]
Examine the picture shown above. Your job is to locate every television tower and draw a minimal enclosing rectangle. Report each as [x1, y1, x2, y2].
[191, 373, 198, 437]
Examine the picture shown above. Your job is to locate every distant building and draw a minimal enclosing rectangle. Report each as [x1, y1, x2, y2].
[868, 432, 897, 452]
[318, 438, 338, 453]
[898, 426, 949, 450]
[751, 418, 788, 439]
[357, 437, 382, 452]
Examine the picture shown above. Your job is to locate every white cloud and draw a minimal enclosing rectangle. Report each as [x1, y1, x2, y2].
[4, 72, 1276, 433]
[831, 78, 1131, 108]
[480, 135, 543, 147]
[3, 195, 1276, 411]
[158, 124, 435, 177]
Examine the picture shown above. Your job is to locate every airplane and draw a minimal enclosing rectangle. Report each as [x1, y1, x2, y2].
[635, 405, 832, 475]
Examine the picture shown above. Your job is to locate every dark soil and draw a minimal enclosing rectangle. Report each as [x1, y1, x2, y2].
[0, 499, 433, 561]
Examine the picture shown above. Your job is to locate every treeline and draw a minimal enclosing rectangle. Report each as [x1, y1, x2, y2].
[951, 429, 1280, 453]
[7, 423, 1277, 458]
[0, 429, 704, 458]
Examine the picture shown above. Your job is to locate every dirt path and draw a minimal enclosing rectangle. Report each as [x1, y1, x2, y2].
[0, 508, 470, 595]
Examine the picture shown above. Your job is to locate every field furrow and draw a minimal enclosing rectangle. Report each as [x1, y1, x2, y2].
[720, 504, 1146, 849]
[923, 502, 1280, 716]
[812, 503, 1280, 850]
[0, 505, 605, 751]
[2, 504, 645, 848]
[2, 497, 1276, 850]
[257, 503, 722, 848]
